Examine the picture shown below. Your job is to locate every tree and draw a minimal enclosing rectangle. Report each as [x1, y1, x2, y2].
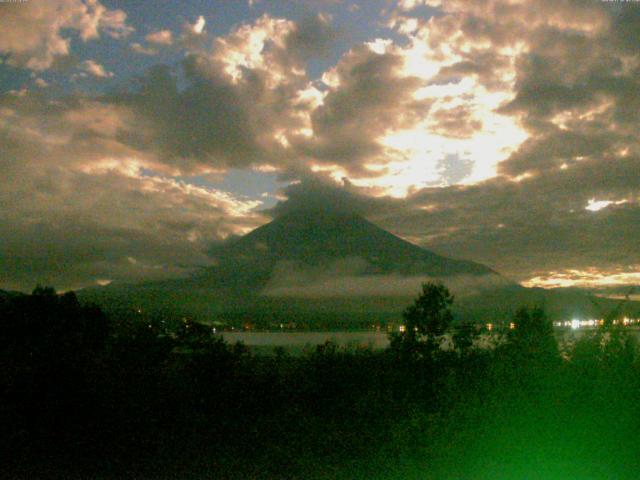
[390, 281, 454, 358]
[453, 321, 480, 356]
[507, 306, 559, 364]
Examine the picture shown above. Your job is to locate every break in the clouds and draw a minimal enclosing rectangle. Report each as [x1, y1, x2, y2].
[0, 0, 639, 290]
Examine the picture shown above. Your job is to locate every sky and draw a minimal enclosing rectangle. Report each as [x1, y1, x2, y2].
[0, 0, 639, 292]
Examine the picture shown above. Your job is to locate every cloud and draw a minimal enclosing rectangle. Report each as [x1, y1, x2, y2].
[344, 0, 638, 285]
[385, 153, 640, 283]
[0, 12, 347, 289]
[0, 89, 265, 291]
[180, 15, 207, 49]
[267, 150, 640, 286]
[104, 14, 338, 174]
[429, 105, 483, 139]
[262, 258, 507, 298]
[523, 268, 640, 289]
[284, 13, 336, 60]
[585, 198, 628, 212]
[109, 62, 274, 171]
[78, 59, 113, 78]
[0, 0, 132, 70]
[188, 15, 206, 35]
[145, 29, 173, 45]
[290, 42, 430, 176]
[2, 1, 640, 292]
[130, 42, 157, 55]
[266, 175, 393, 218]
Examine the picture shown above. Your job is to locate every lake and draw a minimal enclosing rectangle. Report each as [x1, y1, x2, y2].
[221, 328, 640, 354]
[222, 331, 390, 352]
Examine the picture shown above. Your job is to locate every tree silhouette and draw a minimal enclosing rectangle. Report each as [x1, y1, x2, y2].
[390, 281, 454, 358]
[453, 320, 480, 356]
[507, 306, 559, 364]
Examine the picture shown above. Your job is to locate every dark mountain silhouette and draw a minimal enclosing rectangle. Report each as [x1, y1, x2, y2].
[0, 289, 24, 301]
[198, 209, 502, 292]
[79, 210, 639, 325]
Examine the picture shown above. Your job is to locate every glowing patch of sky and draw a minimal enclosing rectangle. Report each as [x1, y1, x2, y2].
[137, 167, 276, 212]
[334, 32, 528, 196]
[585, 198, 627, 212]
[354, 111, 527, 196]
[523, 268, 640, 289]
[192, 168, 286, 208]
[140, 168, 287, 208]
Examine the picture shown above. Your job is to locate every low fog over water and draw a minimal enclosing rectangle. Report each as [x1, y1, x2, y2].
[222, 328, 639, 354]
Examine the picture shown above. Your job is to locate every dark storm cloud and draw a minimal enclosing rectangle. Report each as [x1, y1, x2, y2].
[0, 89, 266, 291]
[285, 13, 337, 60]
[291, 44, 431, 175]
[388, 152, 640, 280]
[111, 63, 264, 171]
[266, 175, 395, 218]
[500, 130, 613, 177]
[102, 14, 342, 174]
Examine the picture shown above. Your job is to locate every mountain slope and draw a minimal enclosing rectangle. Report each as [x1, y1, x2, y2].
[197, 209, 501, 292]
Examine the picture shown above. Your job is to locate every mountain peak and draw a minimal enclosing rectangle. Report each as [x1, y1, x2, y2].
[200, 209, 499, 291]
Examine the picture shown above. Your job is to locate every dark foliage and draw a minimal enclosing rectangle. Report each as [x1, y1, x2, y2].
[506, 306, 560, 364]
[1, 286, 640, 479]
[389, 281, 454, 358]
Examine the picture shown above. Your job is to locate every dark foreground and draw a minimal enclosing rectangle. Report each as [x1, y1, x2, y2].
[2, 287, 640, 479]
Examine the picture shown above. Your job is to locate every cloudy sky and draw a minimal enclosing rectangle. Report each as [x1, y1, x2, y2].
[0, 0, 639, 292]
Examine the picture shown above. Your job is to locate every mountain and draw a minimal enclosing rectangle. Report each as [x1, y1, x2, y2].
[0, 289, 25, 301]
[197, 209, 502, 292]
[80, 210, 639, 326]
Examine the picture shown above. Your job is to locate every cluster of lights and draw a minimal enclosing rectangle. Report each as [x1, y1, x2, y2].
[392, 318, 639, 334]
[552, 317, 638, 330]
[485, 323, 516, 331]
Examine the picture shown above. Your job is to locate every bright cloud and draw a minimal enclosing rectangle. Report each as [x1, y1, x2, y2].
[185, 15, 206, 36]
[211, 15, 295, 83]
[79, 59, 113, 78]
[0, 0, 132, 70]
[145, 29, 173, 45]
[585, 198, 628, 212]
[523, 268, 640, 289]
